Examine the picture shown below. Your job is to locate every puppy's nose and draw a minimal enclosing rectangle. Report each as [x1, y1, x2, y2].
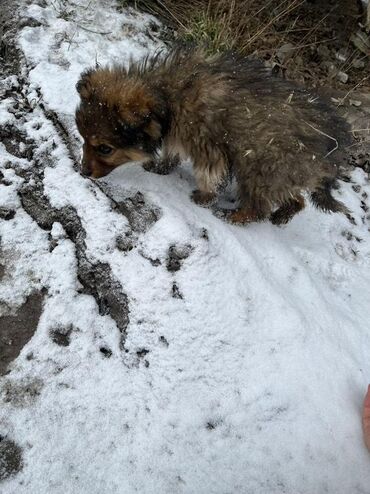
[81, 165, 92, 177]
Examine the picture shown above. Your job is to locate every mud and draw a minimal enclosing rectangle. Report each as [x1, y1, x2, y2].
[50, 325, 73, 347]
[113, 191, 160, 233]
[19, 181, 130, 339]
[78, 259, 129, 337]
[2, 377, 43, 407]
[171, 281, 183, 299]
[0, 292, 44, 376]
[0, 437, 23, 481]
[166, 244, 193, 272]
[0, 208, 15, 220]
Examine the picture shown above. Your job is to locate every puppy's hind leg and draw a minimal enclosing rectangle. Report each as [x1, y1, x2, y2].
[270, 194, 305, 225]
[227, 192, 272, 224]
[223, 167, 273, 224]
[310, 179, 349, 215]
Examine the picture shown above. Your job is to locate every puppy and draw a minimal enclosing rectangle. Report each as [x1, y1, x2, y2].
[75, 47, 351, 224]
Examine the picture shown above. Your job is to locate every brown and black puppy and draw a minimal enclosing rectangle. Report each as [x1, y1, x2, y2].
[75, 47, 351, 224]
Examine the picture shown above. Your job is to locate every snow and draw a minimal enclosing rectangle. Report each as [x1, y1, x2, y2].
[1, 0, 370, 493]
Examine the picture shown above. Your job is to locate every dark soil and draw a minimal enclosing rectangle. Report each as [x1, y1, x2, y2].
[50, 326, 73, 347]
[19, 180, 131, 340]
[0, 437, 23, 481]
[112, 191, 161, 233]
[166, 244, 193, 272]
[0, 293, 44, 376]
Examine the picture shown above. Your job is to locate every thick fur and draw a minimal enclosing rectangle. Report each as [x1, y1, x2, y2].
[75, 46, 351, 224]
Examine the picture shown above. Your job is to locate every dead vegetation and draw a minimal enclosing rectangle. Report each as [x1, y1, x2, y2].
[124, 0, 370, 90]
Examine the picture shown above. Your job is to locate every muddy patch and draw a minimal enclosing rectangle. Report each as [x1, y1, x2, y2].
[0, 207, 16, 220]
[112, 191, 160, 233]
[166, 244, 193, 272]
[78, 259, 129, 338]
[2, 377, 43, 407]
[0, 292, 44, 376]
[171, 281, 183, 299]
[0, 436, 23, 481]
[50, 325, 73, 347]
[19, 181, 130, 343]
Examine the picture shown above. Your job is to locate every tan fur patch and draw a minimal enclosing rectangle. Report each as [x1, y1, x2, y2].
[144, 119, 162, 139]
[164, 137, 188, 162]
[111, 148, 150, 164]
[81, 69, 155, 125]
[193, 156, 228, 193]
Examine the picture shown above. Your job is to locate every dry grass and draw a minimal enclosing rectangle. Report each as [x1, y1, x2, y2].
[123, 0, 369, 90]
[126, 0, 306, 54]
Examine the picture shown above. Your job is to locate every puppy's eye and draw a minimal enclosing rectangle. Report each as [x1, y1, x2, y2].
[95, 144, 113, 156]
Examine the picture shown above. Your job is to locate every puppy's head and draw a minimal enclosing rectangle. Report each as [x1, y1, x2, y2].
[75, 67, 168, 178]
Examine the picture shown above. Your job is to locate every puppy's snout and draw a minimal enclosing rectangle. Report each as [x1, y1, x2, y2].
[81, 167, 92, 177]
[80, 160, 93, 177]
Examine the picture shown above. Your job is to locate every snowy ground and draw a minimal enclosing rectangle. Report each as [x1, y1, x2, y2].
[1, 1, 370, 493]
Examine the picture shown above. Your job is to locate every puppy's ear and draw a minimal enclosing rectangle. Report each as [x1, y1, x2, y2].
[76, 69, 94, 100]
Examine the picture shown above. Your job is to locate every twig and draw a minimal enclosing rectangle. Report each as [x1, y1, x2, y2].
[303, 120, 338, 158]
[336, 76, 370, 107]
[77, 24, 112, 35]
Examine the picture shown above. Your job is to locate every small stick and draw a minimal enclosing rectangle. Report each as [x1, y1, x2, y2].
[336, 76, 369, 107]
[303, 120, 338, 158]
[77, 24, 112, 35]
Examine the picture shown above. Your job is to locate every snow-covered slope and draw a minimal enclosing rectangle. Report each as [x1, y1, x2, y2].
[1, 1, 370, 493]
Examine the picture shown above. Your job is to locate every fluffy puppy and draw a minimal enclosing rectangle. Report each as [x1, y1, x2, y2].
[75, 47, 351, 224]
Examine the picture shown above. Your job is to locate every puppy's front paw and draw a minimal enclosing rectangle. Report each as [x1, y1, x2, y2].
[142, 160, 159, 173]
[142, 158, 178, 175]
[191, 190, 216, 206]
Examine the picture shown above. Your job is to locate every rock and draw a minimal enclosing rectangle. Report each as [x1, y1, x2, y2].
[350, 30, 370, 56]
[317, 44, 330, 58]
[337, 71, 349, 83]
[335, 49, 348, 62]
[276, 43, 295, 63]
[352, 58, 365, 69]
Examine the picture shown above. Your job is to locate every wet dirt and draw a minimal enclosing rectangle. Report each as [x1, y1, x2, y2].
[0, 292, 44, 376]
[0, 437, 23, 481]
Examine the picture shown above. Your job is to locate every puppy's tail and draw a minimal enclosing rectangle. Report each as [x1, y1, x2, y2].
[310, 179, 349, 215]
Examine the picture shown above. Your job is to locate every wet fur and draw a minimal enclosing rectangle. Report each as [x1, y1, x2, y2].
[75, 47, 351, 224]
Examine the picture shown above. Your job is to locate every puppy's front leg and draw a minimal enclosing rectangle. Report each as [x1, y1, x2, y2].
[191, 153, 228, 207]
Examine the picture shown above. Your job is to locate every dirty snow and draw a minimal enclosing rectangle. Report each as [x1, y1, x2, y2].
[1, 1, 370, 493]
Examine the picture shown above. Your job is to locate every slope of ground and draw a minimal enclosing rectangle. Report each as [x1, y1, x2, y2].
[0, 1, 370, 493]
